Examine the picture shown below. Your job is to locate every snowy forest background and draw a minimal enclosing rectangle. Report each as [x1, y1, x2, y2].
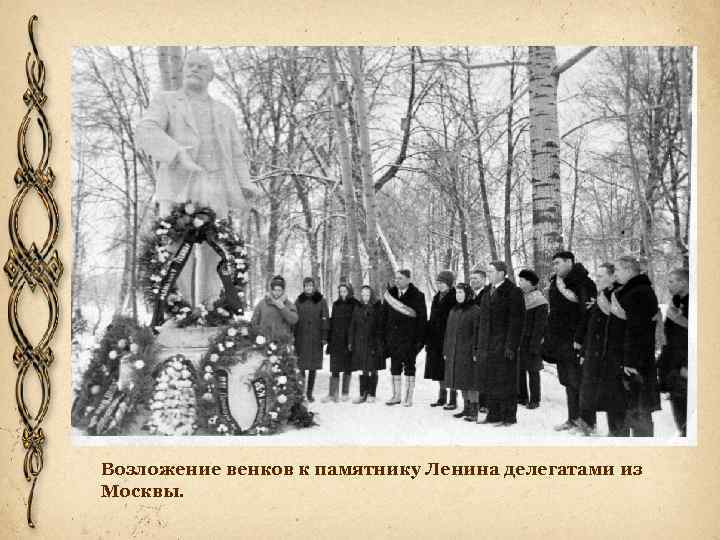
[71, 46, 693, 336]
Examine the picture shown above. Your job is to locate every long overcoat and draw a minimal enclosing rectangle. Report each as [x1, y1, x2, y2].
[517, 289, 548, 372]
[294, 291, 329, 370]
[442, 302, 481, 391]
[474, 279, 525, 401]
[327, 296, 359, 373]
[349, 298, 386, 372]
[424, 289, 457, 381]
[382, 283, 427, 358]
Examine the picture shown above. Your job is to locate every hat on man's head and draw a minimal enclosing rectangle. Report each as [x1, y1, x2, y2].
[398, 269, 411, 279]
[518, 269, 539, 286]
[552, 250, 575, 262]
[489, 261, 508, 274]
[270, 275, 286, 290]
[436, 270, 455, 288]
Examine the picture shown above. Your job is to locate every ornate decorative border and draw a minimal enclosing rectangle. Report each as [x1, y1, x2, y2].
[4, 15, 62, 528]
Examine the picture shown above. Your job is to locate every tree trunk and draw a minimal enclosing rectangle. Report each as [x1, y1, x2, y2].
[678, 46, 692, 269]
[325, 47, 363, 291]
[504, 52, 517, 279]
[528, 46, 563, 283]
[568, 140, 582, 251]
[349, 47, 381, 293]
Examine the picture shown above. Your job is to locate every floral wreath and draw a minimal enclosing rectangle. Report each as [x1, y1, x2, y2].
[71, 316, 156, 435]
[196, 320, 314, 435]
[145, 355, 198, 436]
[138, 202, 250, 328]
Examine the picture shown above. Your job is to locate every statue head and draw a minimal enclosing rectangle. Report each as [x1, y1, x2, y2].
[182, 51, 214, 93]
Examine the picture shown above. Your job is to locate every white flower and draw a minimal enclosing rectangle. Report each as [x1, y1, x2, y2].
[217, 424, 228, 433]
[208, 416, 218, 425]
[184, 202, 196, 214]
[227, 328, 238, 337]
[269, 342, 277, 351]
[204, 365, 213, 373]
[269, 355, 278, 364]
[157, 382, 168, 390]
[155, 229, 166, 236]
[269, 411, 278, 419]
[90, 384, 101, 395]
[181, 369, 191, 379]
[129, 343, 139, 354]
[210, 353, 219, 363]
[117, 339, 128, 349]
[240, 327, 249, 336]
[108, 350, 118, 360]
[202, 392, 214, 402]
[225, 341, 234, 349]
[133, 360, 145, 370]
[193, 217, 205, 228]
[154, 391, 166, 400]
[203, 373, 213, 381]
[277, 394, 287, 404]
[217, 308, 230, 317]
[161, 220, 171, 228]
[256, 335, 266, 345]
[152, 288, 160, 295]
[181, 307, 191, 313]
[277, 376, 287, 385]
[217, 344, 225, 352]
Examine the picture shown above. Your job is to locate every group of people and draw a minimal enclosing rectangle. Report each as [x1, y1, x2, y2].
[249, 251, 689, 438]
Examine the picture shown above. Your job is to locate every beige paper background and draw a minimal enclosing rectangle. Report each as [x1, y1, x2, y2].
[0, 1, 717, 538]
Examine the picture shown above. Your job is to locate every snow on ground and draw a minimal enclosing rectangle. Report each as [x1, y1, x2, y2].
[74, 349, 684, 446]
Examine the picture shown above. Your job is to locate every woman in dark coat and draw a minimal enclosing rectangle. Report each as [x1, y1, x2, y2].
[475, 262, 525, 426]
[442, 283, 481, 420]
[517, 269, 548, 409]
[294, 277, 329, 402]
[324, 283, 359, 402]
[574, 263, 626, 436]
[424, 270, 457, 408]
[349, 285, 385, 403]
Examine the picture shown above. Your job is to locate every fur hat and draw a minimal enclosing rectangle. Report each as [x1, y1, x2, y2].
[398, 268, 411, 279]
[269, 275, 286, 290]
[436, 270, 456, 288]
[518, 269, 539, 286]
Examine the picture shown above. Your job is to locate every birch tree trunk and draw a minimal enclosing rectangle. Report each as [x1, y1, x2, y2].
[528, 46, 563, 281]
[325, 47, 363, 291]
[504, 51, 518, 279]
[349, 47, 380, 292]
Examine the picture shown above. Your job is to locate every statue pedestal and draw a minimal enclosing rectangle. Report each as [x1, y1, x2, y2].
[154, 320, 222, 369]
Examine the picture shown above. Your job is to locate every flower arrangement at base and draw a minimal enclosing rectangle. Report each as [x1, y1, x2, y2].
[196, 321, 315, 435]
[71, 315, 156, 435]
[138, 201, 250, 328]
[144, 355, 198, 436]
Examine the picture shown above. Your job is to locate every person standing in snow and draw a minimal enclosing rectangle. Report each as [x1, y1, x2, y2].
[542, 251, 597, 432]
[250, 275, 299, 345]
[424, 271, 457, 407]
[349, 285, 386, 403]
[516, 269, 548, 410]
[324, 283, 359, 403]
[294, 277, 329, 403]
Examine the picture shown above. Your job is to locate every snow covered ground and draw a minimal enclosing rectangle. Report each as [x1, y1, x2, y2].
[74, 350, 687, 447]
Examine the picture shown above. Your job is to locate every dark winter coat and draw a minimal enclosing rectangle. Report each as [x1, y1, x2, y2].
[474, 279, 525, 400]
[607, 273, 661, 414]
[472, 286, 490, 307]
[294, 291, 329, 370]
[327, 296, 359, 373]
[349, 298, 385, 372]
[577, 287, 626, 413]
[381, 283, 427, 358]
[518, 289, 548, 372]
[542, 263, 597, 364]
[658, 293, 689, 397]
[442, 301, 481, 391]
[424, 289, 457, 381]
[250, 294, 299, 344]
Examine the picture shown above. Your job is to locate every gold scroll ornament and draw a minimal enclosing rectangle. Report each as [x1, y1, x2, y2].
[4, 15, 62, 528]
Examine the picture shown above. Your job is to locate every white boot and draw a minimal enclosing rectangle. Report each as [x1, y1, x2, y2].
[403, 376, 415, 407]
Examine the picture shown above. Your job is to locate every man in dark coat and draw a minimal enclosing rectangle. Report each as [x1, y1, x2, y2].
[542, 251, 597, 431]
[659, 268, 689, 436]
[382, 269, 427, 407]
[475, 261, 525, 426]
[425, 270, 457, 407]
[517, 269, 548, 409]
[610, 255, 661, 437]
[294, 277, 329, 402]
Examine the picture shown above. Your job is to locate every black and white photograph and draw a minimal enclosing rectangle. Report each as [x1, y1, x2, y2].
[70, 45, 695, 445]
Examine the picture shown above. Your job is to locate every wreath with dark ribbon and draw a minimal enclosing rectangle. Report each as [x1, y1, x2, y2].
[138, 202, 249, 331]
